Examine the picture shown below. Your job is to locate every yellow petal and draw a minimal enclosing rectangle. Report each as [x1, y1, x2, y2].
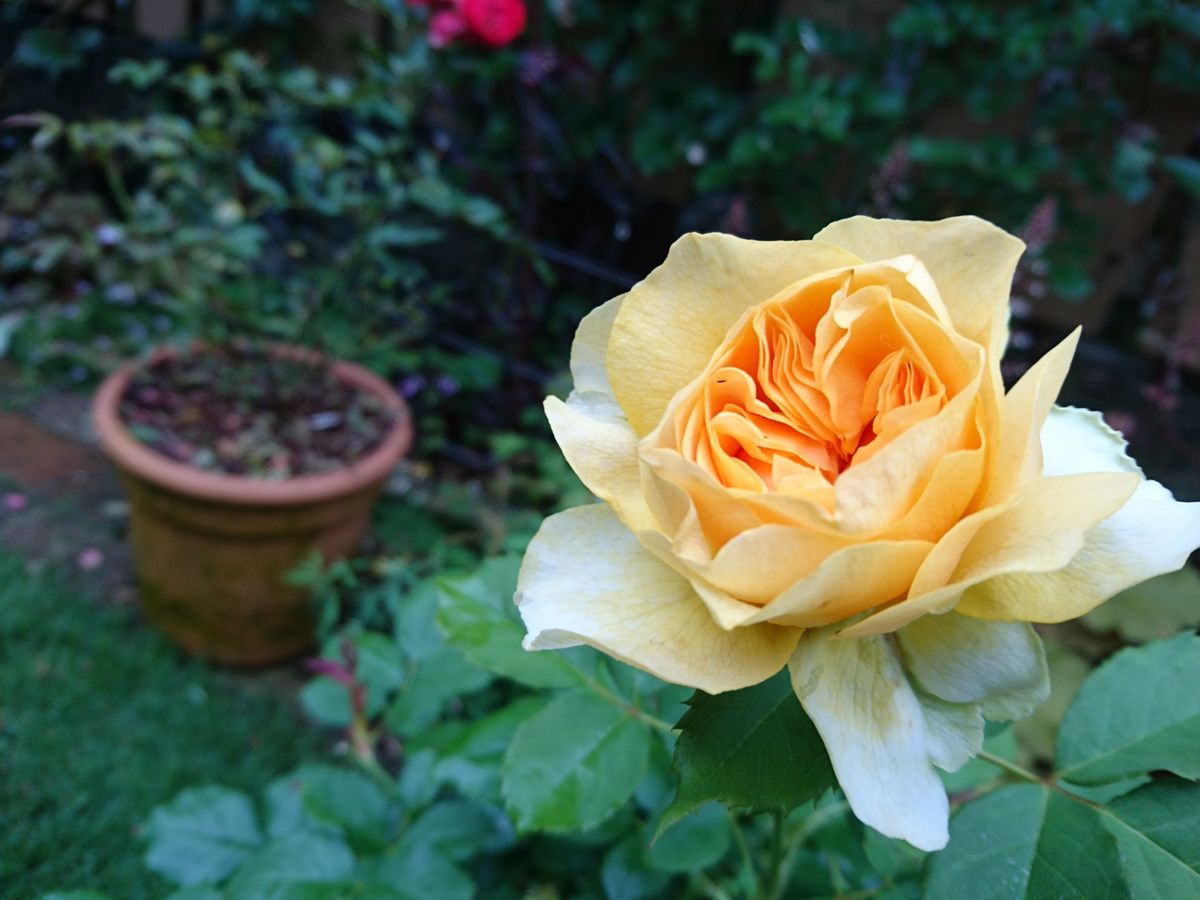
[958, 407, 1200, 622]
[516, 504, 800, 693]
[681, 523, 857, 605]
[742, 539, 933, 628]
[981, 329, 1080, 506]
[570, 294, 624, 394]
[841, 470, 1142, 636]
[814, 215, 1025, 363]
[636, 528, 762, 631]
[884, 442, 986, 542]
[545, 394, 655, 533]
[608, 233, 860, 435]
[833, 360, 982, 533]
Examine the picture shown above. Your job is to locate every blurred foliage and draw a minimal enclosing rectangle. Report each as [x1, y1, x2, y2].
[420, 0, 1200, 306]
[1, 9, 512, 383]
[4, 0, 1200, 400]
[89, 557, 1200, 900]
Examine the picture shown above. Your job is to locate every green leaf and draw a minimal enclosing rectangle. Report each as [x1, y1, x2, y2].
[299, 765, 393, 851]
[1103, 779, 1200, 898]
[1015, 640, 1090, 764]
[1056, 634, 1200, 785]
[383, 643, 491, 735]
[164, 889, 223, 900]
[264, 768, 341, 840]
[502, 690, 650, 832]
[143, 786, 264, 886]
[224, 832, 355, 900]
[662, 671, 833, 830]
[401, 799, 514, 862]
[373, 842, 472, 900]
[435, 557, 582, 689]
[644, 802, 731, 874]
[602, 835, 672, 900]
[353, 632, 407, 695]
[1082, 569, 1200, 643]
[925, 784, 1126, 899]
[411, 695, 550, 803]
[299, 678, 351, 728]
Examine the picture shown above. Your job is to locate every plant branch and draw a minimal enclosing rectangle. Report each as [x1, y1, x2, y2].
[572, 667, 675, 734]
[762, 810, 786, 900]
[977, 750, 1041, 784]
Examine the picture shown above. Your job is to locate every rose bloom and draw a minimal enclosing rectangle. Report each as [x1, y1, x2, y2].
[515, 216, 1200, 849]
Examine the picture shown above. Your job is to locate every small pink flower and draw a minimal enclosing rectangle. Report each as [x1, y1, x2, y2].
[77, 548, 105, 571]
[429, 8, 469, 48]
[3, 493, 28, 511]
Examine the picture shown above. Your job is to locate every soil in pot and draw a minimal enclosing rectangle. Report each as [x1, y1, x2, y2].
[100, 344, 411, 666]
[119, 345, 397, 478]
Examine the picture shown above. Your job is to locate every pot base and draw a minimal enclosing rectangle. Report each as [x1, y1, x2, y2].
[121, 472, 380, 666]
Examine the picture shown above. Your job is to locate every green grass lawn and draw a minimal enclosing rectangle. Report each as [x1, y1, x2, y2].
[0, 550, 327, 897]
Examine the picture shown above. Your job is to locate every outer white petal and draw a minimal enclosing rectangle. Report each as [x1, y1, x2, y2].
[789, 632, 949, 851]
[516, 504, 799, 694]
[1039, 405, 1140, 476]
[545, 392, 655, 532]
[958, 407, 1200, 621]
[896, 612, 1049, 721]
[919, 695, 984, 772]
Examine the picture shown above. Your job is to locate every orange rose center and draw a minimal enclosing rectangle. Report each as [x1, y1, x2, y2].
[674, 266, 971, 494]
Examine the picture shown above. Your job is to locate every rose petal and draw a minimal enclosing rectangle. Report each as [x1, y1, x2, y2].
[608, 234, 860, 435]
[981, 329, 1080, 506]
[516, 504, 799, 693]
[833, 360, 982, 533]
[957, 407, 1200, 622]
[789, 630, 950, 851]
[919, 694, 984, 772]
[740, 539, 932, 628]
[814, 215, 1025, 362]
[841, 470, 1141, 636]
[545, 393, 654, 532]
[1039, 405, 1139, 477]
[570, 293, 624, 395]
[896, 612, 1049, 721]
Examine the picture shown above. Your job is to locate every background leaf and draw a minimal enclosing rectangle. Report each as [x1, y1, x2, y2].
[143, 786, 263, 886]
[223, 832, 355, 899]
[1056, 634, 1200, 785]
[644, 802, 731, 874]
[1082, 569, 1200, 643]
[1103, 778, 1200, 899]
[925, 783, 1126, 899]
[436, 557, 584, 689]
[502, 690, 650, 832]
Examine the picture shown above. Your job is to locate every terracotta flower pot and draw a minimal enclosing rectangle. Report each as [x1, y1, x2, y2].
[92, 347, 413, 666]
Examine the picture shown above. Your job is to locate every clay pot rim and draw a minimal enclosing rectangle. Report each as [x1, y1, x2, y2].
[93, 343, 414, 507]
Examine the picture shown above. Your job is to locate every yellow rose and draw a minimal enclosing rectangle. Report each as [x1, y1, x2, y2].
[515, 216, 1200, 849]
